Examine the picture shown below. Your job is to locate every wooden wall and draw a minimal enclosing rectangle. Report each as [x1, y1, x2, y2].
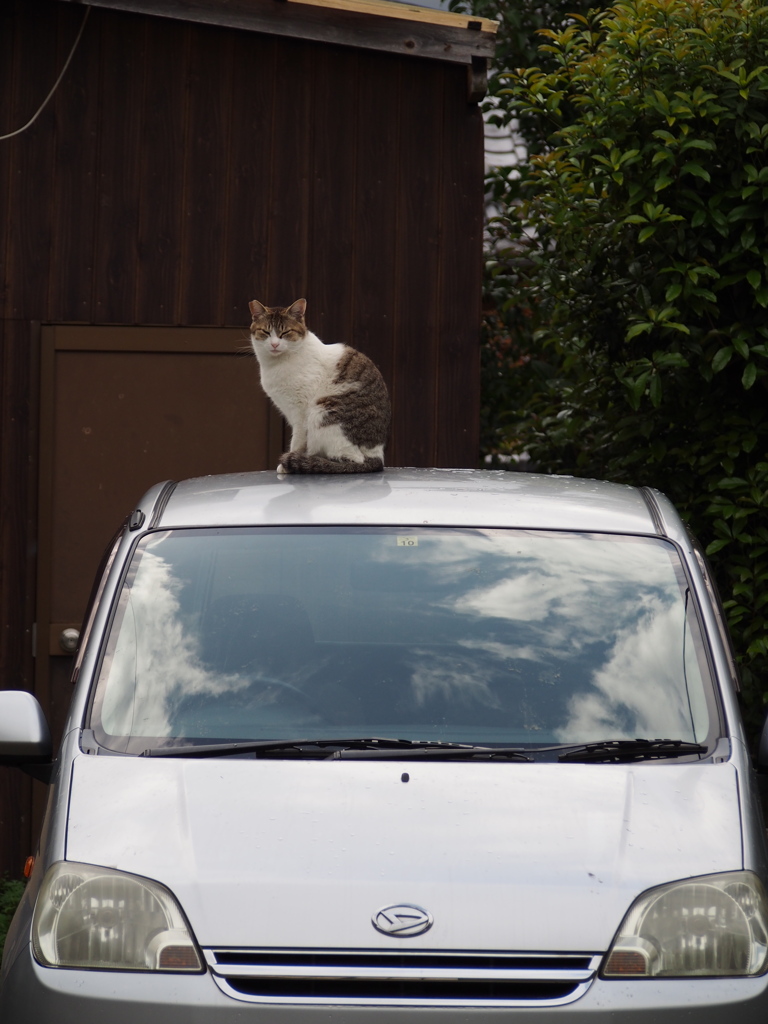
[0, 0, 484, 874]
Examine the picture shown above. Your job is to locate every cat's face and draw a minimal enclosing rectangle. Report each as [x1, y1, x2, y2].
[249, 299, 307, 358]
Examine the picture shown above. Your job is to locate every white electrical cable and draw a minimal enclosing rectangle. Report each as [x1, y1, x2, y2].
[0, 6, 91, 142]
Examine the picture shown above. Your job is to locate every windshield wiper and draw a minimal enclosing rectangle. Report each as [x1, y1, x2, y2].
[328, 743, 533, 761]
[139, 737, 419, 758]
[139, 737, 469, 759]
[558, 738, 708, 764]
[139, 737, 532, 761]
[139, 736, 705, 763]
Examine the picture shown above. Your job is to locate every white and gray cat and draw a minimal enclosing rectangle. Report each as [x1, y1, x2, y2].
[249, 298, 391, 474]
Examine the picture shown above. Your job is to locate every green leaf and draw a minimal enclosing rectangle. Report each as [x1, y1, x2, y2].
[625, 322, 652, 341]
[680, 162, 711, 182]
[711, 346, 733, 373]
[718, 477, 749, 490]
[624, 371, 651, 410]
[742, 362, 758, 389]
[681, 138, 717, 152]
[653, 351, 689, 368]
[733, 336, 750, 360]
[747, 269, 762, 290]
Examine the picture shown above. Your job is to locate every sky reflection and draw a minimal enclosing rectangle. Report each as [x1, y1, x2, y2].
[95, 528, 712, 745]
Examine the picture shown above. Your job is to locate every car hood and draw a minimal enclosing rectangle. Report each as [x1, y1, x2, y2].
[65, 755, 742, 952]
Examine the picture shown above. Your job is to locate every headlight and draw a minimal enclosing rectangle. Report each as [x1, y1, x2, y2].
[603, 871, 768, 978]
[32, 861, 203, 972]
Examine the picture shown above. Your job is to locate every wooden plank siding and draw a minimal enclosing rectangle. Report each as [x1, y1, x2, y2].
[1, 2, 484, 456]
[0, 319, 37, 878]
[437, 58, 484, 466]
[0, 0, 485, 875]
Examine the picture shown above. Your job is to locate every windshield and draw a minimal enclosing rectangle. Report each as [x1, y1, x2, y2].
[89, 527, 715, 754]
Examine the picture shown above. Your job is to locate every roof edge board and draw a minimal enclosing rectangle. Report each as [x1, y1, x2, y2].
[292, 0, 496, 33]
[56, 0, 498, 66]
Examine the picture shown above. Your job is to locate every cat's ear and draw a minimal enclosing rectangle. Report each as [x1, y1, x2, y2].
[249, 299, 267, 319]
[287, 299, 307, 321]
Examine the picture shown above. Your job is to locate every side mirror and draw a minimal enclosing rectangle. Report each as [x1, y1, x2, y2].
[0, 691, 53, 781]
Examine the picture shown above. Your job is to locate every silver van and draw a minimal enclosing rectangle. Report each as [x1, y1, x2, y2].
[2, 468, 768, 1022]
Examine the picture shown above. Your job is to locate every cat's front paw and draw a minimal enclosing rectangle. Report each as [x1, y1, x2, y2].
[277, 451, 296, 474]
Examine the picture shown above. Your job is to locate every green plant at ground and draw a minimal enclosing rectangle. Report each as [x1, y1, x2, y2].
[0, 875, 25, 961]
[473, 0, 768, 732]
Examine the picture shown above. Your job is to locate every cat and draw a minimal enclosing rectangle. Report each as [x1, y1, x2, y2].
[249, 298, 391, 474]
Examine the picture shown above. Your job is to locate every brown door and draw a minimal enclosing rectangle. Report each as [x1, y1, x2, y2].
[35, 325, 282, 749]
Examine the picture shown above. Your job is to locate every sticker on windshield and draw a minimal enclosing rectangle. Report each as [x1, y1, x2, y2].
[397, 536, 419, 547]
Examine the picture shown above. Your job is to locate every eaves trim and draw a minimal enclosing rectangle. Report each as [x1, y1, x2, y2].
[56, 0, 498, 69]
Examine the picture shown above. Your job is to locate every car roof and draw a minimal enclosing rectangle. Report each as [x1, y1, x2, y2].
[146, 468, 678, 538]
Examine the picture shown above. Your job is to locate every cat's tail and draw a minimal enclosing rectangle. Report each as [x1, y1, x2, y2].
[279, 452, 384, 474]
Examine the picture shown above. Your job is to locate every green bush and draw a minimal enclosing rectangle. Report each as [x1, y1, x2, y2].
[477, 0, 768, 732]
[0, 875, 25, 961]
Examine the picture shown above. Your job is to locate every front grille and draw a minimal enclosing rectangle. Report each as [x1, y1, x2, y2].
[205, 948, 600, 1006]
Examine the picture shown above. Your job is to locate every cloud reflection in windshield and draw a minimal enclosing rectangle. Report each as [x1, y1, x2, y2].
[97, 528, 709, 746]
[102, 551, 249, 737]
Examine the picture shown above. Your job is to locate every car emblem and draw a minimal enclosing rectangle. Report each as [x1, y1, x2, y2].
[372, 904, 433, 937]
